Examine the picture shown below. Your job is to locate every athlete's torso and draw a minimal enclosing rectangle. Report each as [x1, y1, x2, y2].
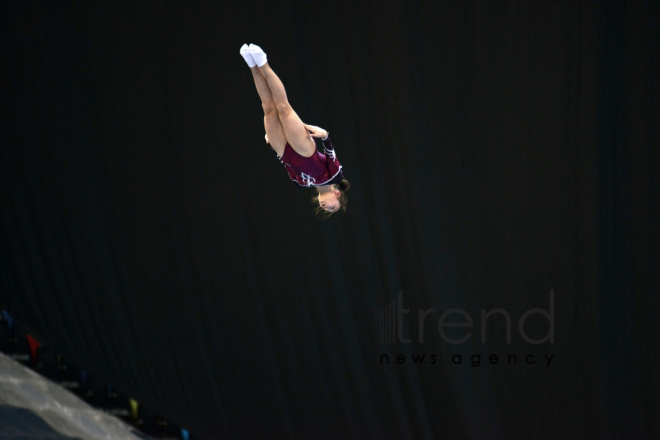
[275, 136, 343, 187]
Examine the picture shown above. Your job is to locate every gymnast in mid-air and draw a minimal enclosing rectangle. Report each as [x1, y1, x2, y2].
[240, 43, 350, 216]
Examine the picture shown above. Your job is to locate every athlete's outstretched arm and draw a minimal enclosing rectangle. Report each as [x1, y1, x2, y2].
[303, 123, 329, 140]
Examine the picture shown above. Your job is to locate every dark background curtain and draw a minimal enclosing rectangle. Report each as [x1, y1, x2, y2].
[1, 1, 658, 439]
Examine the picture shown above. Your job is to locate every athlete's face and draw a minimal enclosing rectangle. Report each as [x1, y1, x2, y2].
[318, 189, 341, 213]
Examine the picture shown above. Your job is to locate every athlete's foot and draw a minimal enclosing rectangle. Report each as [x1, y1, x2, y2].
[240, 44, 256, 67]
[248, 44, 268, 67]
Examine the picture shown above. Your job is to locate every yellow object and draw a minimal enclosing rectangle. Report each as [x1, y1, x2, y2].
[129, 398, 139, 420]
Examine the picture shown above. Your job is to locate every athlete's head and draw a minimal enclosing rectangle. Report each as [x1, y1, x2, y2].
[314, 179, 350, 218]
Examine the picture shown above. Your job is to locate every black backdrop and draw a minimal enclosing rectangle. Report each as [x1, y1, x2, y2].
[1, 1, 658, 439]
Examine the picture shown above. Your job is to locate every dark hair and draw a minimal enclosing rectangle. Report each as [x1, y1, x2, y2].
[312, 179, 350, 219]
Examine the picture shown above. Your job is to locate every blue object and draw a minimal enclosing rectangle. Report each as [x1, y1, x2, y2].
[181, 428, 189, 440]
[1, 310, 13, 332]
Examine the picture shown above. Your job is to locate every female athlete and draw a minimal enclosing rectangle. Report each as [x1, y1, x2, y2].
[239, 43, 350, 216]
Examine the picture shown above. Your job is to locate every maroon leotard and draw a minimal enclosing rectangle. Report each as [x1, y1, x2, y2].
[273, 136, 344, 187]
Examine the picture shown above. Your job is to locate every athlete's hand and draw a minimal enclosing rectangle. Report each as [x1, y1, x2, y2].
[303, 123, 328, 140]
[265, 133, 269, 144]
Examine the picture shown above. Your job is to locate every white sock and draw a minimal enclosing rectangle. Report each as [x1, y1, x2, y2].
[248, 44, 268, 67]
[240, 44, 256, 67]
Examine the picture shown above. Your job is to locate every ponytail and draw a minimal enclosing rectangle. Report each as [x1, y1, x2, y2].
[335, 179, 350, 213]
[336, 179, 350, 192]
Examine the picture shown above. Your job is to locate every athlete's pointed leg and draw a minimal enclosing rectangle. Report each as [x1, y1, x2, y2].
[246, 51, 286, 156]
[249, 45, 316, 157]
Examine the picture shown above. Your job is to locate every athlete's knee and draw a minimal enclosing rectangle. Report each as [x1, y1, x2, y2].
[262, 102, 276, 115]
[275, 101, 292, 116]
